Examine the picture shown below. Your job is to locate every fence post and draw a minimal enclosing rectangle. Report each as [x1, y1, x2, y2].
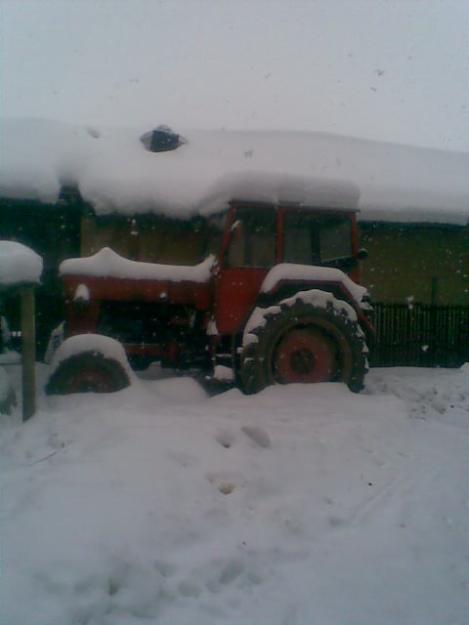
[20, 286, 36, 421]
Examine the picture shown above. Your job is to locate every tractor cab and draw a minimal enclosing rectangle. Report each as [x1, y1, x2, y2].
[211, 201, 364, 335]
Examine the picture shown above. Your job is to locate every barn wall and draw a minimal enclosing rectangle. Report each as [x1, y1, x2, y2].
[0, 198, 81, 268]
[359, 222, 468, 305]
[0, 198, 82, 355]
[80, 214, 208, 265]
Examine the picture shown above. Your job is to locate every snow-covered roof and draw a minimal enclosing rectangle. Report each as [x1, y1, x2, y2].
[0, 241, 42, 286]
[1, 118, 469, 225]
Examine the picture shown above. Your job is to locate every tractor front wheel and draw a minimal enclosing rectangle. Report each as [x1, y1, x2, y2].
[46, 351, 131, 395]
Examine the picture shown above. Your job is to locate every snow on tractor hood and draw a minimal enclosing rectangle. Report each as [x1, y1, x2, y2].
[59, 247, 215, 283]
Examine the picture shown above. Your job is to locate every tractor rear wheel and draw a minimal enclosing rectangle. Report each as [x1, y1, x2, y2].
[46, 351, 130, 395]
[240, 292, 368, 394]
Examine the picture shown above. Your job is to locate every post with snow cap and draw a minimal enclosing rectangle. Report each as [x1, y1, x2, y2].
[20, 285, 36, 421]
[0, 241, 43, 421]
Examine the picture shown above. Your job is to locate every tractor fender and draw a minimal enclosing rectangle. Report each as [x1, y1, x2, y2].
[252, 264, 374, 345]
[259, 264, 369, 308]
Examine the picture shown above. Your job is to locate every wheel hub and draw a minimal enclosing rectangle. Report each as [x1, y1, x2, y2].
[274, 328, 337, 384]
[290, 347, 316, 375]
[68, 368, 117, 393]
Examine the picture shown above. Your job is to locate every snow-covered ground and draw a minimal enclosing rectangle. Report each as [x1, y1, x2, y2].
[1, 365, 468, 625]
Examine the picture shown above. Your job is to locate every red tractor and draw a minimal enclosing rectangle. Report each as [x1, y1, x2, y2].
[46, 199, 373, 395]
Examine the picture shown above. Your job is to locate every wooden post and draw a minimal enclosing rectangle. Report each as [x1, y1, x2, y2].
[20, 286, 36, 421]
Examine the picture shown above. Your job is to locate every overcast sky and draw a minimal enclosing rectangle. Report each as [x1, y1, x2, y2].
[2, 0, 469, 151]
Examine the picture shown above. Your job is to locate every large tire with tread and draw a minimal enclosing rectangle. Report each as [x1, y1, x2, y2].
[240, 293, 368, 394]
[46, 351, 130, 395]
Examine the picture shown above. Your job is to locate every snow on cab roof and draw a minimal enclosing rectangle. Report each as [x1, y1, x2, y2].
[1, 118, 469, 225]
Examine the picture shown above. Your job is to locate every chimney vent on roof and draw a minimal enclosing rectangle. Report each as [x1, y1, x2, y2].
[140, 125, 186, 153]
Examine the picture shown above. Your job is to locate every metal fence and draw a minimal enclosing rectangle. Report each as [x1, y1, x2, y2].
[369, 303, 469, 368]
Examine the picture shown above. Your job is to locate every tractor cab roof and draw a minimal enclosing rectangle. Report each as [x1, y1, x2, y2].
[200, 174, 360, 217]
[228, 198, 360, 215]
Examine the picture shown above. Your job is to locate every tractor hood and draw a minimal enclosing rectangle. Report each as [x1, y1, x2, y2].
[59, 248, 214, 310]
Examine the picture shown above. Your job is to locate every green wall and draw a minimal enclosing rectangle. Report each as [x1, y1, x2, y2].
[359, 222, 468, 305]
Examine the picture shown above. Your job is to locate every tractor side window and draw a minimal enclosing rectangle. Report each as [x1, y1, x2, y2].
[319, 217, 352, 262]
[284, 219, 316, 264]
[226, 207, 276, 268]
[284, 212, 352, 265]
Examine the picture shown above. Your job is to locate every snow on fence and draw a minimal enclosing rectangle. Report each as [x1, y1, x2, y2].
[370, 303, 469, 368]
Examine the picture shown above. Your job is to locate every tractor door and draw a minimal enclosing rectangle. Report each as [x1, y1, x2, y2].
[214, 205, 277, 335]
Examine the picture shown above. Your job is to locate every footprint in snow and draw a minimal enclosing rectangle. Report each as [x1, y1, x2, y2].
[168, 449, 197, 468]
[206, 470, 246, 495]
[241, 425, 271, 448]
[215, 427, 236, 449]
[178, 580, 201, 598]
[206, 558, 245, 593]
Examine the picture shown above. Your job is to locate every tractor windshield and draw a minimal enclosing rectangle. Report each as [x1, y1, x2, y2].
[226, 206, 276, 268]
[284, 211, 353, 267]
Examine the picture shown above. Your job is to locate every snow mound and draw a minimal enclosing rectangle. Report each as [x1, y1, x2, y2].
[212, 365, 235, 382]
[0, 240, 42, 286]
[49, 334, 136, 382]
